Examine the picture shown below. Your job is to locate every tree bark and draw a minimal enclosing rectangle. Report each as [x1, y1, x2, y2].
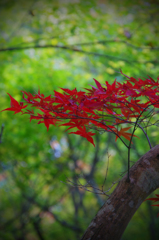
[81, 145, 159, 240]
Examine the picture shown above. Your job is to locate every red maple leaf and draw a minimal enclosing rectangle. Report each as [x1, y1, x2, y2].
[69, 126, 95, 146]
[115, 127, 140, 142]
[2, 93, 27, 114]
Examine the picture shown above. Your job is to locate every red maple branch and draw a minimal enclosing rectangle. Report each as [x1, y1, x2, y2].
[2, 71, 159, 213]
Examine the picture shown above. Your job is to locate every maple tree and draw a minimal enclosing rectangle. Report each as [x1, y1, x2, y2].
[2, 71, 159, 239]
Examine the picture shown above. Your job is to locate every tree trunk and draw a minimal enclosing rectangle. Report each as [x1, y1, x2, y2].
[81, 144, 159, 240]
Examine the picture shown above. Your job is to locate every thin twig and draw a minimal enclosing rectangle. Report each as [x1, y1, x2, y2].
[0, 124, 4, 144]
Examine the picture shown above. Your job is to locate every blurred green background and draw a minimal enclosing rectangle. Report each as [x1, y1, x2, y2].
[0, 0, 159, 239]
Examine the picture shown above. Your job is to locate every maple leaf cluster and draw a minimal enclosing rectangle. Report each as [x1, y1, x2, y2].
[2, 71, 159, 147]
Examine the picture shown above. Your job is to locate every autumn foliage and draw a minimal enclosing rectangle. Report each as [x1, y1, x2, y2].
[2, 70, 159, 215]
[3, 71, 159, 147]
